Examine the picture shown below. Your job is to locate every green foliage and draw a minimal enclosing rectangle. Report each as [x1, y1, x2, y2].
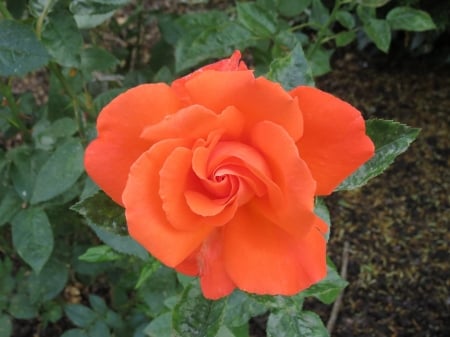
[337, 120, 420, 190]
[0, 0, 426, 335]
[0, 20, 49, 76]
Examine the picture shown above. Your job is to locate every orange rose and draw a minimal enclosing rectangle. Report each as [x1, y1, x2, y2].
[85, 51, 374, 299]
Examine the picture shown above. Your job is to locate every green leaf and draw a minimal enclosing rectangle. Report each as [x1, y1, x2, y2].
[356, 0, 390, 7]
[88, 223, 148, 260]
[277, 0, 311, 17]
[302, 259, 348, 304]
[135, 259, 161, 289]
[267, 310, 328, 337]
[356, 4, 376, 23]
[335, 31, 356, 47]
[64, 304, 96, 328]
[236, 2, 278, 38]
[11, 208, 53, 273]
[28, 258, 69, 302]
[71, 192, 149, 260]
[8, 293, 39, 319]
[223, 291, 267, 328]
[70, 0, 129, 15]
[0, 20, 49, 77]
[41, 10, 83, 68]
[310, 0, 330, 26]
[80, 47, 119, 74]
[88, 295, 108, 315]
[173, 283, 227, 337]
[33, 117, 78, 150]
[72, 191, 128, 235]
[363, 18, 391, 53]
[0, 314, 12, 337]
[79, 245, 123, 262]
[61, 329, 89, 337]
[267, 43, 315, 90]
[175, 19, 255, 73]
[306, 46, 333, 77]
[144, 312, 172, 337]
[0, 188, 22, 226]
[30, 138, 84, 204]
[386, 7, 436, 32]
[314, 198, 331, 241]
[337, 120, 420, 191]
[88, 321, 111, 337]
[336, 10, 355, 29]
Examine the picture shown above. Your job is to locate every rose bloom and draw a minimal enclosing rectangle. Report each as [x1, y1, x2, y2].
[85, 51, 374, 299]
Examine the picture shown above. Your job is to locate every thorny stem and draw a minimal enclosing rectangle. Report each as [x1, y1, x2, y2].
[48, 62, 87, 141]
[0, 80, 27, 132]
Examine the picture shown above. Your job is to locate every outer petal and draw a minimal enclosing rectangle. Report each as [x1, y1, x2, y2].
[171, 50, 247, 104]
[198, 230, 236, 299]
[85, 84, 181, 205]
[290, 86, 375, 195]
[183, 71, 303, 141]
[223, 207, 327, 295]
[123, 139, 213, 267]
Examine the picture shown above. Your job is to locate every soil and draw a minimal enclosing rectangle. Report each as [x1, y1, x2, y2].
[304, 50, 450, 337]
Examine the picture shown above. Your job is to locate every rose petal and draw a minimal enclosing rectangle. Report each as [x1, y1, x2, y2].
[123, 139, 213, 267]
[85, 84, 181, 205]
[183, 71, 303, 141]
[159, 147, 238, 230]
[198, 230, 236, 299]
[141, 105, 244, 142]
[171, 50, 247, 104]
[250, 121, 317, 238]
[223, 207, 327, 295]
[290, 86, 375, 195]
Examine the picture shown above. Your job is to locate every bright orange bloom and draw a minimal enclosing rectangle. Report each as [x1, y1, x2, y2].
[85, 51, 374, 299]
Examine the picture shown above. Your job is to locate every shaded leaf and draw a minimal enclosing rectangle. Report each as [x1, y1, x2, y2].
[41, 10, 83, 68]
[306, 46, 333, 77]
[302, 259, 348, 304]
[11, 208, 53, 273]
[267, 310, 328, 337]
[78, 245, 123, 262]
[175, 12, 256, 73]
[30, 138, 84, 204]
[267, 43, 315, 90]
[363, 18, 391, 52]
[336, 10, 355, 29]
[61, 329, 89, 337]
[64, 304, 96, 328]
[144, 312, 172, 337]
[173, 283, 227, 337]
[223, 291, 267, 328]
[0, 20, 49, 76]
[236, 2, 278, 38]
[0, 188, 22, 227]
[0, 314, 12, 337]
[277, 0, 311, 17]
[337, 120, 420, 191]
[8, 293, 39, 319]
[314, 198, 331, 241]
[28, 258, 69, 302]
[357, 0, 390, 7]
[387, 7, 436, 32]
